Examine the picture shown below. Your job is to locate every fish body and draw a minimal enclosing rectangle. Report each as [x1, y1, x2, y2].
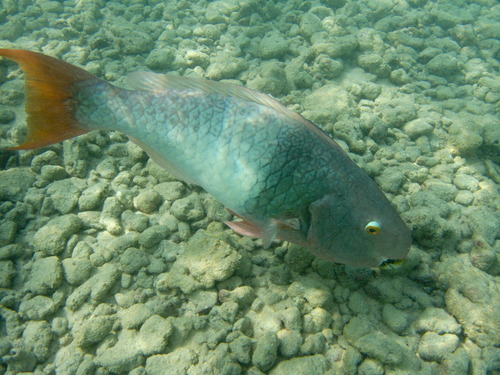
[0, 49, 412, 267]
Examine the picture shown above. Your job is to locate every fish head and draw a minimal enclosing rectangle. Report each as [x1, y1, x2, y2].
[306, 180, 412, 268]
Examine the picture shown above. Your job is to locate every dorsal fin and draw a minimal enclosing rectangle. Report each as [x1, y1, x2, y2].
[127, 72, 307, 123]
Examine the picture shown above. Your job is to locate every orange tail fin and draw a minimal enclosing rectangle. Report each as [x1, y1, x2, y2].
[0, 49, 98, 150]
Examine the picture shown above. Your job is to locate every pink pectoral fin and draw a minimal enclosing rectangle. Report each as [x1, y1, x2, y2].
[225, 220, 263, 238]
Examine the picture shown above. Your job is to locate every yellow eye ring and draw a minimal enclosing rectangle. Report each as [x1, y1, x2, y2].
[365, 221, 381, 235]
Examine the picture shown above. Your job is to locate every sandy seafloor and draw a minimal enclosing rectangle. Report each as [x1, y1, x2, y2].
[0, 0, 499, 374]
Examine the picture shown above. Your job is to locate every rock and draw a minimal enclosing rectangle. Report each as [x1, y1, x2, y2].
[353, 331, 405, 364]
[94, 329, 144, 373]
[206, 55, 248, 80]
[32, 214, 82, 256]
[22, 320, 53, 362]
[229, 334, 254, 364]
[246, 62, 288, 97]
[448, 117, 483, 156]
[139, 225, 168, 248]
[62, 258, 93, 286]
[277, 329, 302, 357]
[427, 53, 461, 76]
[0, 168, 36, 202]
[358, 358, 384, 375]
[170, 194, 205, 222]
[25, 256, 63, 295]
[300, 13, 323, 38]
[357, 53, 391, 77]
[260, 32, 289, 59]
[303, 307, 332, 334]
[382, 304, 409, 334]
[138, 315, 173, 355]
[156, 231, 241, 294]
[122, 210, 149, 232]
[303, 85, 358, 125]
[145, 48, 175, 70]
[417, 332, 459, 362]
[404, 119, 434, 140]
[3, 348, 37, 372]
[79, 182, 109, 210]
[413, 307, 461, 335]
[46, 180, 81, 214]
[269, 354, 330, 375]
[343, 316, 372, 345]
[439, 347, 470, 375]
[119, 303, 153, 329]
[74, 316, 114, 347]
[0, 260, 15, 288]
[145, 348, 197, 375]
[287, 279, 334, 309]
[119, 248, 150, 274]
[300, 332, 326, 355]
[134, 189, 163, 214]
[279, 306, 302, 331]
[252, 332, 279, 371]
[375, 166, 406, 194]
[19, 295, 57, 320]
[40, 165, 67, 182]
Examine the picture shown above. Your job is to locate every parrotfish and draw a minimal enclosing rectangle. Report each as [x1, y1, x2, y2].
[0, 49, 411, 267]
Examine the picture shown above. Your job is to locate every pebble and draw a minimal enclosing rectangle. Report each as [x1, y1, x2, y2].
[358, 358, 384, 375]
[32, 214, 82, 256]
[414, 307, 461, 334]
[0, 260, 15, 288]
[277, 329, 302, 357]
[353, 332, 405, 364]
[417, 332, 459, 362]
[382, 304, 409, 334]
[170, 194, 205, 222]
[19, 295, 57, 320]
[119, 303, 153, 329]
[138, 315, 173, 355]
[0, 168, 36, 202]
[119, 248, 150, 274]
[138, 225, 168, 248]
[260, 32, 289, 59]
[300, 332, 326, 355]
[426, 53, 461, 77]
[79, 182, 109, 211]
[73, 316, 115, 347]
[229, 334, 254, 364]
[269, 354, 330, 375]
[145, 348, 197, 375]
[252, 331, 279, 371]
[62, 258, 93, 286]
[134, 189, 163, 214]
[122, 210, 149, 232]
[25, 256, 63, 295]
[303, 307, 332, 334]
[94, 329, 144, 373]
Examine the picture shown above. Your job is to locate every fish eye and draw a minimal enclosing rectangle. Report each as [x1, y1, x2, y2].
[365, 221, 380, 235]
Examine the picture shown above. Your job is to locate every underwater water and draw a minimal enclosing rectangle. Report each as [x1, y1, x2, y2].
[0, 0, 499, 374]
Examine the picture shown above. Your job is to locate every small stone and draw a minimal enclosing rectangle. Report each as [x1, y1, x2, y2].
[0, 260, 15, 288]
[260, 32, 289, 59]
[300, 332, 326, 355]
[252, 332, 279, 371]
[229, 334, 254, 364]
[417, 332, 459, 362]
[122, 210, 149, 232]
[404, 119, 433, 140]
[145, 48, 175, 70]
[79, 182, 109, 211]
[303, 307, 332, 334]
[279, 306, 302, 331]
[269, 354, 330, 375]
[19, 295, 57, 320]
[134, 189, 163, 214]
[145, 348, 197, 375]
[0, 168, 36, 202]
[32, 214, 82, 256]
[439, 347, 470, 375]
[74, 316, 114, 347]
[427, 53, 461, 77]
[119, 248, 150, 274]
[25, 256, 63, 295]
[277, 329, 302, 357]
[94, 330, 144, 373]
[119, 303, 153, 329]
[139, 225, 168, 248]
[40, 165, 67, 181]
[354, 332, 404, 364]
[62, 258, 93, 286]
[170, 194, 205, 221]
[138, 315, 173, 355]
[382, 304, 408, 334]
[358, 358, 384, 375]
[414, 307, 461, 335]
